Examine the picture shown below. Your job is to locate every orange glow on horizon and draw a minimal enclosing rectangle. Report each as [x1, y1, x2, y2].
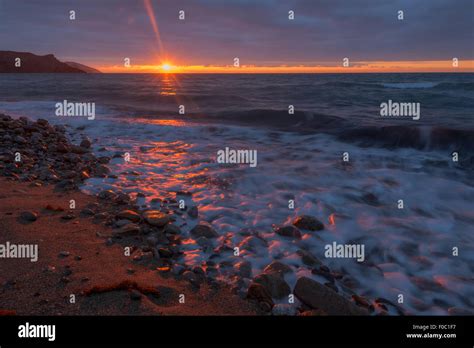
[97, 60, 474, 73]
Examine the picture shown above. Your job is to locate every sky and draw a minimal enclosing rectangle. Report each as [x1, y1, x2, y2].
[0, 0, 473, 73]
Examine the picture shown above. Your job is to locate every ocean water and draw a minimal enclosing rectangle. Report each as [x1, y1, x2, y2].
[0, 73, 473, 315]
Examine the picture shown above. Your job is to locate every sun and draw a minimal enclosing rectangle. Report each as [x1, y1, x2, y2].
[161, 63, 172, 72]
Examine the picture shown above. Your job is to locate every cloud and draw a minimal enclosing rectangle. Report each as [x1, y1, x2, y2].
[0, 0, 472, 66]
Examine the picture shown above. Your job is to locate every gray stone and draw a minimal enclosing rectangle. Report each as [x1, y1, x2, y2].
[275, 225, 302, 239]
[190, 223, 219, 239]
[294, 277, 368, 315]
[292, 215, 324, 231]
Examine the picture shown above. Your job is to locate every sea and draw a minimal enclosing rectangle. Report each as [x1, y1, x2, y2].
[1, 73, 473, 315]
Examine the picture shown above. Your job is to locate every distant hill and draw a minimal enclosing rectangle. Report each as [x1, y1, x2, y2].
[64, 61, 101, 73]
[0, 51, 100, 73]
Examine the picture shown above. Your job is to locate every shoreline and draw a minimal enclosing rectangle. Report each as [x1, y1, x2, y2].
[0, 113, 398, 316]
[0, 114, 259, 315]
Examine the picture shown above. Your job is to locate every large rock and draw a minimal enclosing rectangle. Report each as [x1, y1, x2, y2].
[294, 277, 368, 315]
[253, 272, 291, 299]
[116, 210, 141, 223]
[292, 215, 324, 231]
[297, 249, 322, 266]
[263, 261, 292, 275]
[190, 223, 219, 239]
[143, 210, 170, 227]
[247, 282, 274, 308]
[275, 225, 302, 239]
[98, 190, 117, 200]
[80, 138, 92, 148]
[238, 235, 267, 253]
[113, 223, 140, 236]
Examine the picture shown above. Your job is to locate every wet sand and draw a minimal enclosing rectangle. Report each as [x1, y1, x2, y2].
[0, 177, 258, 315]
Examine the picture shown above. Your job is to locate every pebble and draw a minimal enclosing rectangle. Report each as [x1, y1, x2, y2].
[58, 251, 70, 258]
[164, 224, 181, 235]
[274, 225, 302, 239]
[187, 206, 198, 218]
[116, 210, 141, 223]
[143, 210, 171, 227]
[263, 261, 292, 275]
[292, 215, 325, 231]
[190, 223, 219, 239]
[158, 248, 173, 258]
[20, 211, 38, 222]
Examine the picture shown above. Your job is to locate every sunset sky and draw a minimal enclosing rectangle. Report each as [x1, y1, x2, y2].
[0, 0, 473, 73]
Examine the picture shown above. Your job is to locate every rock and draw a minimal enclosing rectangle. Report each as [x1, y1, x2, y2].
[360, 193, 380, 206]
[116, 210, 141, 223]
[94, 212, 108, 220]
[275, 225, 302, 239]
[94, 164, 110, 177]
[61, 213, 76, 220]
[20, 211, 38, 222]
[272, 304, 298, 316]
[352, 294, 370, 308]
[325, 282, 339, 293]
[115, 219, 133, 228]
[164, 224, 181, 235]
[294, 277, 368, 315]
[158, 248, 173, 258]
[172, 264, 185, 275]
[253, 272, 291, 299]
[235, 260, 252, 278]
[188, 206, 198, 218]
[143, 210, 170, 227]
[58, 251, 70, 258]
[80, 138, 91, 148]
[190, 223, 219, 239]
[297, 249, 322, 266]
[192, 266, 205, 275]
[247, 282, 274, 309]
[182, 270, 198, 283]
[238, 235, 267, 253]
[80, 208, 95, 216]
[97, 156, 111, 164]
[263, 261, 292, 275]
[292, 215, 324, 231]
[14, 136, 27, 144]
[56, 143, 69, 153]
[113, 223, 140, 235]
[70, 145, 88, 154]
[98, 190, 117, 200]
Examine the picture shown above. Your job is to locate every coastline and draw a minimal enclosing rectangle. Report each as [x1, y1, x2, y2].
[0, 113, 376, 316]
[0, 114, 258, 315]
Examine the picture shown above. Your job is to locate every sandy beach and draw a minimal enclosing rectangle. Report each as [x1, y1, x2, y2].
[0, 114, 260, 315]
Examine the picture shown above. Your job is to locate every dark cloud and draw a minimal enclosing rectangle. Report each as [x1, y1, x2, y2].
[0, 0, 472, 66]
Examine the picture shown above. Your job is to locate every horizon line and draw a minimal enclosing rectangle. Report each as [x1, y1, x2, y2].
[94, 60, 474, 74]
